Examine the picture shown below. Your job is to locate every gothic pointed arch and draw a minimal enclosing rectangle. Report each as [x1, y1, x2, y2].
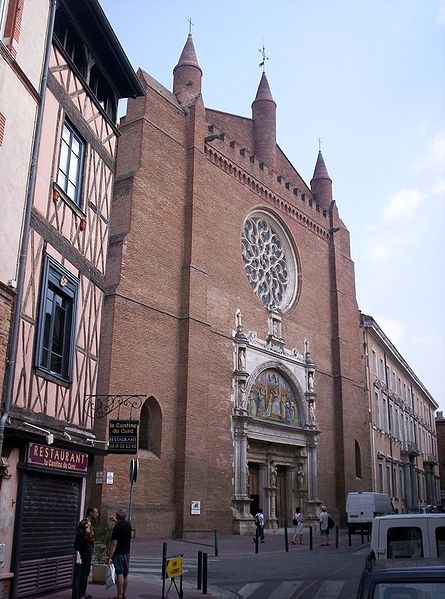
[139, 396, 162, 457]
[246, 362, 305, 427]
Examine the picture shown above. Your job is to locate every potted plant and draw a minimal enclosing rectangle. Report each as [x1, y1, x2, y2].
[91, 524, 113, 584]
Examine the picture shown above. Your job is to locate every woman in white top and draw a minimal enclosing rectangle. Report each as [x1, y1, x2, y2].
[291, 506, 304, 544]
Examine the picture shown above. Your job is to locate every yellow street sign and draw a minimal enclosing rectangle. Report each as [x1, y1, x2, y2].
[165, 555, 183, 579]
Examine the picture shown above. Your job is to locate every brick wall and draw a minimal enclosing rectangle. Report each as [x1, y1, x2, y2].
[0, 283, 14, 394]
[96, 66, 369, 536]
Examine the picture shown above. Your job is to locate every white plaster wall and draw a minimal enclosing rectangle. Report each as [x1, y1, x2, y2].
[0, 70, 36, 283]
[0, 1, 48, 284]
[14, 0, 49, 90]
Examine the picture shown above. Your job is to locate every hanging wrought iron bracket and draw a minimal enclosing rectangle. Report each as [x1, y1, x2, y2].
[85, 395, 147, 420]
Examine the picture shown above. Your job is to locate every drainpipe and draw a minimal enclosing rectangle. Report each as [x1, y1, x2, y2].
[0, 0, 58, 458]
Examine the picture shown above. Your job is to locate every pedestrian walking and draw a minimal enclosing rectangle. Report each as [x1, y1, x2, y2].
[291, 506, 304, 544]
[74, 506, 99, 599]
[253, 508, 265, 543]
[108, 509, 133, 599]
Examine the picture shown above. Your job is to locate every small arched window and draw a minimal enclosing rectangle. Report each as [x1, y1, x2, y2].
[355, 439, 362, 479]
[139, 397, 162, 457]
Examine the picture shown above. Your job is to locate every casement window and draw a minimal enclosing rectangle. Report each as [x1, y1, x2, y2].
[57, 120, 85, 206]
[374, 387, 380, 428]
[1, 0, 23, 56]
[35, 256, 78, 382]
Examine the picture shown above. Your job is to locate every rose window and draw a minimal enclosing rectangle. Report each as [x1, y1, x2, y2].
[241, 213, 297, 311]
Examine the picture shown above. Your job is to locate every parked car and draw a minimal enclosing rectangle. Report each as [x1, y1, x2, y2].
[407, 505, 444, 514]
[346, 492, 395, 533]
[369, 513, 445, 560]
[357, 557, 445, 599]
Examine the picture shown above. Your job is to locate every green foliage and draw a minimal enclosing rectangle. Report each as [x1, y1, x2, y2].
[93, 524, 113, 564]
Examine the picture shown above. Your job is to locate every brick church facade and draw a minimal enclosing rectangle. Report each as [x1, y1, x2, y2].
[92, 34, 372, 536]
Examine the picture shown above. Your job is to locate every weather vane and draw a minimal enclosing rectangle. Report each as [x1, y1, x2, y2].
[318, 137, 322, 151]
[258, 43, 269, 72]
[187, 17, 194, 35]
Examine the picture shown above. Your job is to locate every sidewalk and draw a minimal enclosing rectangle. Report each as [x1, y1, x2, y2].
[39, 527, 369, 599]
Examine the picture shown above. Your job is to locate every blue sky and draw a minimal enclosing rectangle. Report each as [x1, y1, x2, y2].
[99, 0, 445, 412]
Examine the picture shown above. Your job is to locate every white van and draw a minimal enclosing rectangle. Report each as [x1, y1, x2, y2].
[369, 513, 445, 559]
[346, 492, 394, 532]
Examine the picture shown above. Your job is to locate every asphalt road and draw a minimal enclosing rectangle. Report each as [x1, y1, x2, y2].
[178, 539, 370, 599]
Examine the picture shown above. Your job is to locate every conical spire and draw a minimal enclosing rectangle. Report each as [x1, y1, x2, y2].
[253, 71, 275, 103]
[311, 151, 331, 182]
[173, 34, 202, 107]
[251, 72, 277, 170]
[310, 150, 332, 210]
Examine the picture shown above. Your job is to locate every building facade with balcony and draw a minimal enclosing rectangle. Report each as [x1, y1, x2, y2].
[361, 314, 439, 513]
[0, 1, 143, 596]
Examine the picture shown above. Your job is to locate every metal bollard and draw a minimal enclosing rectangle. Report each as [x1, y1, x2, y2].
[214, 529, 219, 557]
[335, 525, 339, 548]
[309, 525, 313, 550]
[254, 527, 259, 554]
[197, 551, 202, 590]
[71, 560, 81, 599]
[202, 552, 208, 594]
[284, 521, 289, 552]
[162, 542, 167, 599]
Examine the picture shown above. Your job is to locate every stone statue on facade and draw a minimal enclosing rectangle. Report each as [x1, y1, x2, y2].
[269, 462, 277, 487]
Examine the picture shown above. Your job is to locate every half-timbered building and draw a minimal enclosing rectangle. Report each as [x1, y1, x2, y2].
[0, 1, 142, 596]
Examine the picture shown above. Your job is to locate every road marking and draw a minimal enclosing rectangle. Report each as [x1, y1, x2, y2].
[269, 580, 304, 599]
[313, 580, 345, 599]
[239, 582, 263, 598]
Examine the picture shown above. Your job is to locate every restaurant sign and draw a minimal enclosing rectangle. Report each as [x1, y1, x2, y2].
[108, 420, 138, 454]
[28, 443, 88, 472]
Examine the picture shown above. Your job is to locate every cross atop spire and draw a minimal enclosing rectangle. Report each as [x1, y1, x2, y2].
[258, 43, 269, 72]
[318, 137, 322, 151]
[187, 17, 194, 35]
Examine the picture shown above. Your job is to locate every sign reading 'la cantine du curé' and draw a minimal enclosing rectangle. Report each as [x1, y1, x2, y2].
[108, 420, 138, 454]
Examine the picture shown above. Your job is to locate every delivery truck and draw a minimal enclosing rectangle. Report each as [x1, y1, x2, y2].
[346, 492, 395, 533]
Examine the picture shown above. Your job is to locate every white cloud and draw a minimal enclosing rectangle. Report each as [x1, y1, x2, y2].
[415, 333, 444, 351]
[432, 180, 445, 195]
[375, 316, 405, 345]
[431, 133, 445, 168]
[382, 188, 424, 221]
[363, 189, 423, 261]
[364, 225, 419, 261]
[413, 133, 445, 175]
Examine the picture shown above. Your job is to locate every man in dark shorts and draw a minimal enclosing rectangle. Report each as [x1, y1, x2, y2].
[108, 510, 132, 599]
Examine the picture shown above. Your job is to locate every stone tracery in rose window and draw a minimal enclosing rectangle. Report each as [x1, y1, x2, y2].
[241, 217, 289, 310]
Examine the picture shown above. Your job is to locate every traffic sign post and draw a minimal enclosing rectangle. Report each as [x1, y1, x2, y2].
[128, 458, 138, 525]
[161, 542, 184, 599]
